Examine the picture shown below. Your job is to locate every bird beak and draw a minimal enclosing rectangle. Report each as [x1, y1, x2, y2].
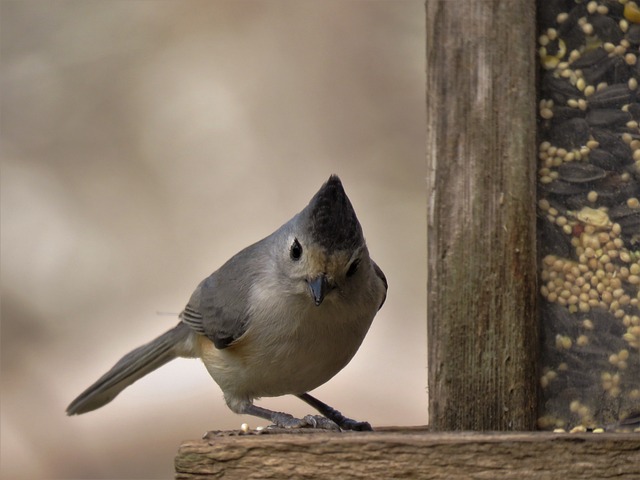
[308, 274, 330, 306]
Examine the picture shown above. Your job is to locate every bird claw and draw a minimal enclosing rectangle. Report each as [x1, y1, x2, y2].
[270, 412, 340, 431]
[301, 414, 341, 431]
[338, 419, 373, 431]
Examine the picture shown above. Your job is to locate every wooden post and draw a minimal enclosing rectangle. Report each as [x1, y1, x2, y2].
[426, 0, 538, 430]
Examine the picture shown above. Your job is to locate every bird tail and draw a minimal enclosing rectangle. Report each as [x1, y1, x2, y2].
[66, 322, 194, 415]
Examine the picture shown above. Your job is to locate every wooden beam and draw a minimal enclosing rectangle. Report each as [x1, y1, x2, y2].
[425, 0, 538, 429]
[175, 429, 640, 479]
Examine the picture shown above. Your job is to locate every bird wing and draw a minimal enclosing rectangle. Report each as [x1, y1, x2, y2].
[180, 243, 260, 349]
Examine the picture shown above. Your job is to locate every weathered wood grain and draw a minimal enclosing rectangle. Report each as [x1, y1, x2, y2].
[175, 429, 640, 479]
[425, 0, 538, 430]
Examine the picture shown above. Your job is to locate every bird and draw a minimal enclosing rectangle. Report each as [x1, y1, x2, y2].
[66, 175, 387, 431]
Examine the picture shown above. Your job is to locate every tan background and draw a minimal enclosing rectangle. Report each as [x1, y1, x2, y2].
[1, 1, 426, 478]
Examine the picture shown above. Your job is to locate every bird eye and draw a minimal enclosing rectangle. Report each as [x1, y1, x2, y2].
[346, 258, 360, 277]
[290, 238, 303, 261]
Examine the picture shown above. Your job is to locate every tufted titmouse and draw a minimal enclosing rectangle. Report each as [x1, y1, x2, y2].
[67, 175, 387, 431]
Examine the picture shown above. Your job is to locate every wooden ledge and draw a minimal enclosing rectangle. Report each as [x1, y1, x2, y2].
[175, 427, 640, 479]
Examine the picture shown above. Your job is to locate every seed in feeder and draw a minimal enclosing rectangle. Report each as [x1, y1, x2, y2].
[626, 53, 638, 65]
[538, 199, 551, 211]
[614, 45, 627, 56]
[540, 375, 549, 389]
[569, 50, 581, 63]
[624, 2, 640, 23]
[576, 334, 589, 346]
[612, 223, 622, 236]
[540, 107, 554, 119]
[621, 18, 630, 32]
[627, 197, 640, 208]
[574, 207, 612, 228]
[597, 82, 609, 92]
[629, 77, 638, 90]
[576, 78, 586, 91]
[582, 23, 594, 35]
[569, 400, 581, 413]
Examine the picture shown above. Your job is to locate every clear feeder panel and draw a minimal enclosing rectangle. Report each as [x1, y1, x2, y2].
[537, 0, 640, 432]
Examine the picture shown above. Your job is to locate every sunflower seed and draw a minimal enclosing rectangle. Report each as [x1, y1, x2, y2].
[590, 129, 633, 163]
[588, 148, 622, 170]
[586, 109, 633, 127]
[549, 118, 590, 149]
[587, 84, 633, 109]
[557, 162, 607, 183]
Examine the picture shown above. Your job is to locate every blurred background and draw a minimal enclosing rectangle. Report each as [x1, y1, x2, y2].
[1, 1, 425, 478]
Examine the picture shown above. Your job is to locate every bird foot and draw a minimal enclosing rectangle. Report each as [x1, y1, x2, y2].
[271, 412, 340, 431]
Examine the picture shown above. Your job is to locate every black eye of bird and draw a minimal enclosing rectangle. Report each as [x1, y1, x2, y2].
[346, 258, 360, 277]
[290, 238, 303, 261]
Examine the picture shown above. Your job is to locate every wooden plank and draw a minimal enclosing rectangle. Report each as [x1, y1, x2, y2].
[425, 0, 538, 429]
[175, 429, 640, 479]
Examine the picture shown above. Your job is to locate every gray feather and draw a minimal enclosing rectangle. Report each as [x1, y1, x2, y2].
[180, 240, 267, 349]
[66, 322, 191, 415]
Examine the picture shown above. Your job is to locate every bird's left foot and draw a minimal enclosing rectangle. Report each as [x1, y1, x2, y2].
[336, 418, 372, 431]
[269, 412, 340, 431]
